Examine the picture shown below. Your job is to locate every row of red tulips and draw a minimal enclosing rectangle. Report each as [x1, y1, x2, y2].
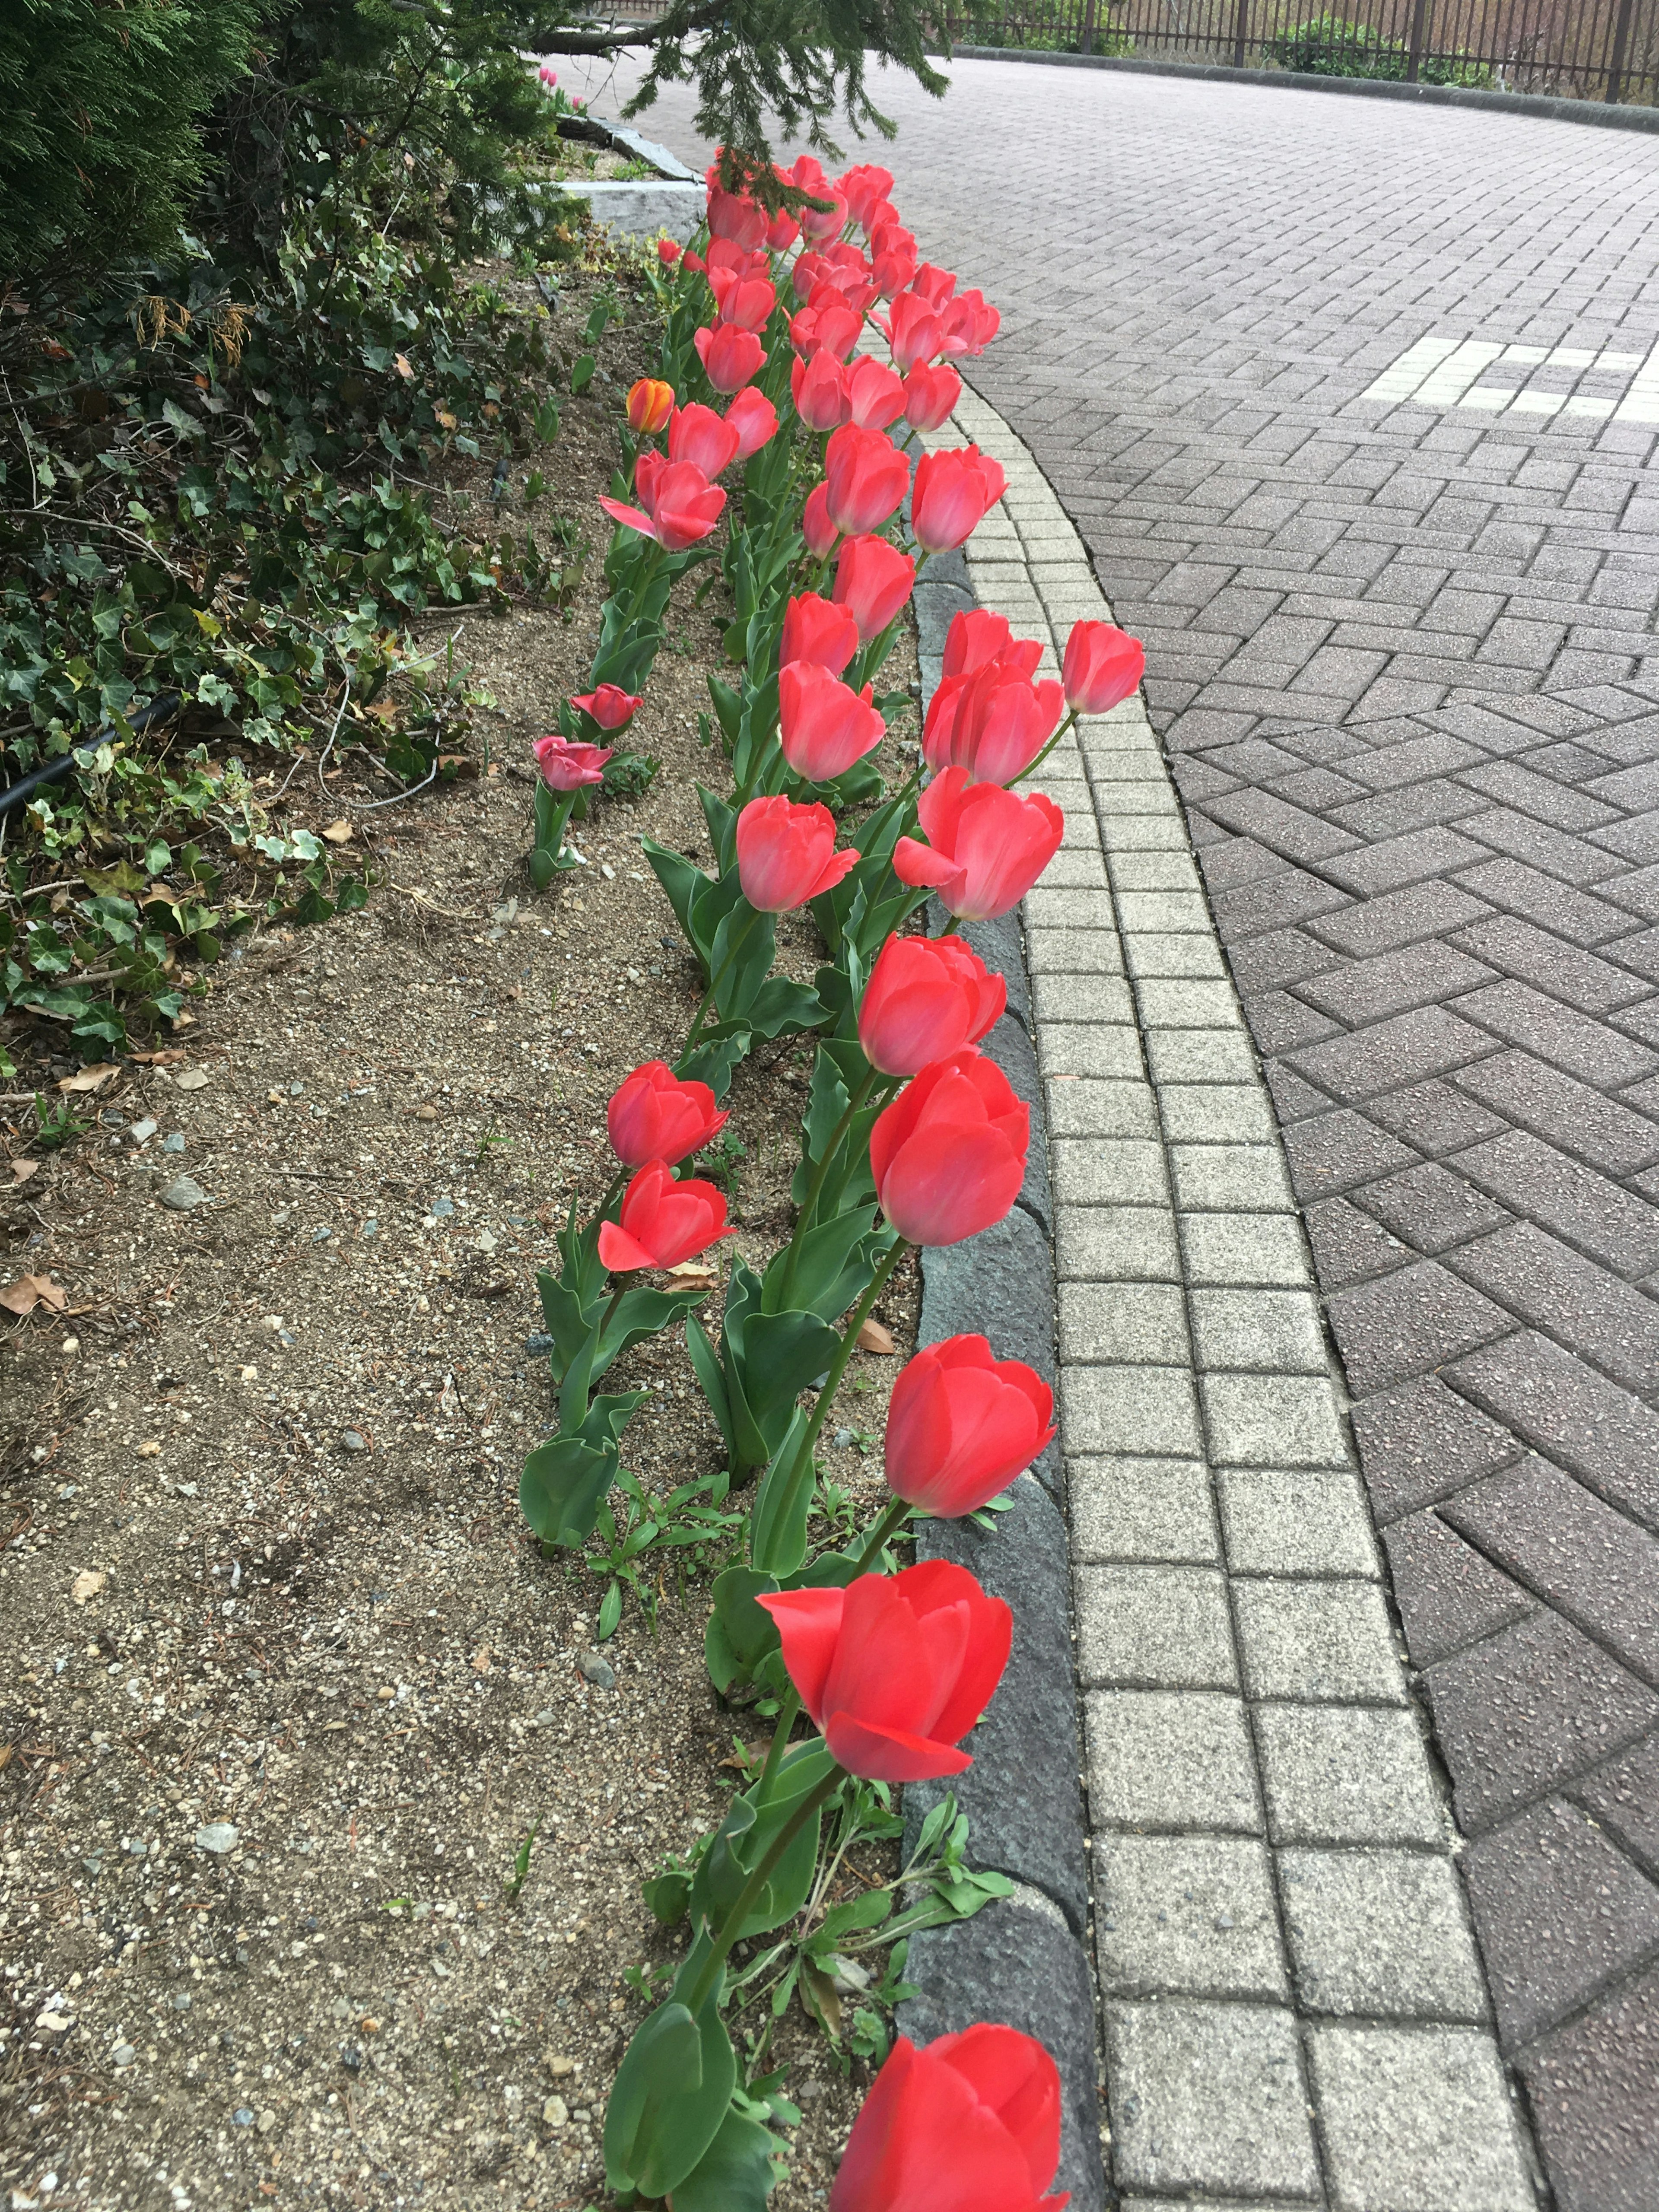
[517, 145, 1142, 2209]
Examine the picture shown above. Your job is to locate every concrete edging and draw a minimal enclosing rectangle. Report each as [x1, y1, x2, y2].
[948, 45, 1659, 135]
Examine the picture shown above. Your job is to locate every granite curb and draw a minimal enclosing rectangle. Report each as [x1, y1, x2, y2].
[896, 553, 1108, 2212]
[947, 46, 1659, 136]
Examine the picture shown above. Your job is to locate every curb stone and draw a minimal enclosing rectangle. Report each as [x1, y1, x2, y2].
[898, 559, 1108, 2212]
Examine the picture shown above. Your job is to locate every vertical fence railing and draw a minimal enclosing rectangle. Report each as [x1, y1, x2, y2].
[943, 0, 1659, 103]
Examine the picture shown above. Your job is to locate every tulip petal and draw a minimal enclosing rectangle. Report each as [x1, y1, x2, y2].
[597, 495, 658, 540]
[891, 834, 960, 893]
[878, 1118, 1025, 1247]
[755, 1586, 845, 1726]
[823, 1712, 973, 1782]
[597, 1221, 658, 1271]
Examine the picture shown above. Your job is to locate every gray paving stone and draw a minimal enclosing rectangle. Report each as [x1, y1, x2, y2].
[1051, 1136, 1169, 1206]
[1058, 1281, 1189, 1366]
[1158, 1082, 1279, 1143]
[1145, 1027, 1261, 1084]
[1180, 1210, 1313, 1287]
[1307, 2025, 1534, 2212]
[1036, 1024, 1145, 1079]
[1046, 1076, 1164, 1139]
[1096, 1834, 1287, 2002]
[1070, 1456, 1221, 1565]
[1278, 1849, 1490, 2023]
[1026, 924, 1127, 976]
[1105, 2002, 1319, 2200]
[1086, 1691, 1261, 1834]
[1189, 1287, 1327, 1374]
[1218, 1468, 1382, 1578]
[1168, 1142, 1296, 1213]
[1123, 931, 1228, 980]
[1255, 1705, 1446, 1846]
[1233, 1579, 1407, 1704]
[1201, 1372, 1349, 1469]
[1057, 1205, 1182, 1283]
[1076, 1564, 1237, 1690]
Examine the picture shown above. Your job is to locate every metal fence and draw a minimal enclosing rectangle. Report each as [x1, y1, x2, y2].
[947, 0, 1659, 105]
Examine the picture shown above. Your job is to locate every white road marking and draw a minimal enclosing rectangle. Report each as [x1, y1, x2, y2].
[1360, 334, 1659, 427]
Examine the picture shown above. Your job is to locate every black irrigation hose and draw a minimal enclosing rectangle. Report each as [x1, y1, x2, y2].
[0, 693, 181, 820]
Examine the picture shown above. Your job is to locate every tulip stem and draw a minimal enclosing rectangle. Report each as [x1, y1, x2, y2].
[1007, 706, 1079, 788]
[680, 1764, 844, 2020]
[683, 904, 762, 1048]
[755, 1688, 801, 1805]
[849, 1495, 912, 1576]
[775, 1064, 884, 1304]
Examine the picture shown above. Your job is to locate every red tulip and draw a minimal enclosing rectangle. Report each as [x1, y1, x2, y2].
[607, 1062, 728, 1168]
[791, 296, 864, 364]
[803, 480, 838, 558]
[757, 1560, 1012, 1781]
[569, 684, 642, 731]
[845, 354, 906, 430]
[626, 378, 674, 434]
[668, 401, 740, 480]
[870, 1048, 1029, 1246]
[781, 592, 861, 677]
[874, 247, 920, 302]
[833, 534, 916, 644]
[857, 932, 1006, 1078]
[1062, 619, 1145, 716]
[725, 385, 779, 461]
[825, 423, 910, 538]
[893, 767, 1064, 921]
[924, 655, 1066, 785]
[838, 163, 895, 230]
[886, 1335, 1054, 1515]
[735, 795, 858, 912]
[712, 272, 776, 333]
[765, 205, 801, 252]
[682, 248, 706, 276]
[787, 152, 830, 193]
[656, 238, 682, 268]
[792, 350, 850, 432]
[903, 360, 963, 431]
[941, 289, 1001, 359]
[884, 290, 946, 372]
[706, 237, 770, 285]
[912, 264, 958, 310]
[792, 248, 833, 304]
[799, 185, 848, 244]
[597, 1159, 736, 1273]
[942, 608, 1038, 683]
[706, 181, 766, 252]
[532, 733, 611, 790]
[694, 321, 766, 394]
[911, 445, 1006, 553]
[779, 661, 885, 783]
[831, 2028, 1068, 2212]
[599, 460, 725, 551]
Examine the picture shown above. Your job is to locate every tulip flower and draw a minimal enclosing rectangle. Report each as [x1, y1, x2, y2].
[712, 273, 776, 334]
[757, 1560, 1012, 1781]
[791, 296, 864, 363]
[924, 655, 1066, 785]
[787, 152, 830, 193]
[598, 1159, 736, 1273]
[883, 290, 946, 373]
[911, 445, 1007, 553]
[845, 353, 906, 430]
[870, 1048, 1029, 1246]
[779, 661, 885, 783]
[857, 932, 1006, 1078]
[532, 733, 612, 790]
[803, 480, 838, 558]
[838, 163, 895, 229]
[824, 423, 910, 538]
[833, 534, 916, 644]
[735, 795, 858, 912]
[682, 248, 706, 276]
[1063, 619, 1145, 716]
[831, 2028, 1068, 2212]
[693, 321, 766, 394]
[893, 766, 1064, 921]
[912, 263, 958, 310]
[941, 288, 1001, 358]
[725, 384, 779, 461]
[706, 182, 767, 252]
[874, 247, 920, 302]
[668, 401, 740, 480]
[885, 1336, 1055, 1515]
[607, 1062, 728, 1168]
[537, 63, 557, 88]
[792, 350, 850, 432]
[568, 684, 642, 731]
[799, 186, 849, 244]
[656, 236, 682, 268]
[765, 205, 801, 253]
[626, 378, 674, 434]
[707, 237, 770, 285]
[793, 248, 833, 304]
[781, 592, 861, 677]
[903, 360, 962, 431]
[941, 607, 1038, 683]
[599, 461, 725, 551]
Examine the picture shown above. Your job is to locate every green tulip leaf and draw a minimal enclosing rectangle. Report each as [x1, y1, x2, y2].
[666, 2106, 781, 2212]
[518, 1434, 617, 1550]
[602, 1990, 734, 2201]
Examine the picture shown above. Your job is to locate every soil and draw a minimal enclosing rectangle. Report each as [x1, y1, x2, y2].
[0, 250, 925, 2212]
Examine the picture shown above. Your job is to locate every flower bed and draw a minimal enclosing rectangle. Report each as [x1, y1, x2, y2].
[520, 153, 1147, 2206]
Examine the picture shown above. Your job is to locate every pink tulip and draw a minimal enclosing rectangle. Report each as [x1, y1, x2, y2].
[894, 767, 1065, 920]
[839, 163, 896, 229]
[884, 290, 946, 373]
[911, 445, 1006, 553]
[779, 661, 885, 783]
[668, 401, 740, 480]
[725, 384, 779, 461]
[1063, 619, 1145, 716]
[532, 734, 612, 791]
[765, 205, 801, 252]
[941, 289, 1001, 358]
[792, 350, 850, 432]
[903, 361, 963, 432]
[942, 608, 1039, 683]
[712, 273, 776, 333]
[598, 461, 725, 552]
[858, 933, 1007, 1079]
[793, 248, 833, 304]
[874, 247, 920, 302]
[706, 181, 767, 252]
[791, 296, 864, 364]
[833, 535, 916, 644]
[782, 592, 861, 677]
[693, 321, 766, 394]
[824, 423, 910, 537]
[799, 186, 849, 244]
[924, 655, 1065, 785]
[845, 354, 906, 430]
[912, 264, 958, 310]
[707, 237, 770, 285]
[735, 795, 858, 912]
[802, 481, 838, 558]
[569, 684, 642, 731]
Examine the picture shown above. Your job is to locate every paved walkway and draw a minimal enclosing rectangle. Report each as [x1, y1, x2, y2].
[568, 54, 1659, 2212]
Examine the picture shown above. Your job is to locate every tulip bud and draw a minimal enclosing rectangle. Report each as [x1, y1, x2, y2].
[656, 236, 682, 267]
[911, 444, 1006, 553]
[857, 932, 1006, 1078]
[734, 795, 858, 912]
[1063, 618, 1145, 717]
[792, 350, 850, 433]
[844, 353, 906, 431]
[607, 1061, 728, 1167]
[626, 378, 674, 434]
[885, 1335, 1055, 1516]
[532, 734, 611, 791]
[870, 1048, 1029, 1248]
[781, 592, 861, 677]
[569, 684, 642, 732]
[802, 480, 839, 558]
[833, 534, 916, 644]
[902, 361, 962, 432]
[779, 661, 885, 784]
[824, 423, 911, 538]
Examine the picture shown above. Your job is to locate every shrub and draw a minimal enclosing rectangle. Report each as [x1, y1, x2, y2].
[1267, 12, 1491, 86]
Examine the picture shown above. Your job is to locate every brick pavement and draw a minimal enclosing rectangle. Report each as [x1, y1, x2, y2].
[567, 53, 1659, 2209]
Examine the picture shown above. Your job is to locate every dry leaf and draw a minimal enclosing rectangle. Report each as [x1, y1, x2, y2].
[70, 1569, 106, 1605]
[131, 1048, 186, 1066]
[434, 407, 457, 430]
[667, 1259, 718, 1293]
[172, 1010, 197, 1028]
[0, 1272, 68, 1317]
[56, 1063, 119, 1095]
[470, 1647, 492, 1674]
[394, 353, 413, 380]
[321, 819, 353, 844]
[9, 1159, 38, 1186]
[856, 1317, 897, 1355]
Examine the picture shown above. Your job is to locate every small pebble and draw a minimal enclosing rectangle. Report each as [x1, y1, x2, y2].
[112, 2044, 137, 2068]
[175, 1068, 210, 1092]
[542, 2095, 568, 2128]
[341, 1430, 368, 1454]
[232, 2106, 255, 2127]
[161, 1132, 186, 1154]
[128, 1119, 157, 1146]
[576, 1650, 616, 1689]
[159, 1175, 207, 1211]
[194, 1821, 239, 1854]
